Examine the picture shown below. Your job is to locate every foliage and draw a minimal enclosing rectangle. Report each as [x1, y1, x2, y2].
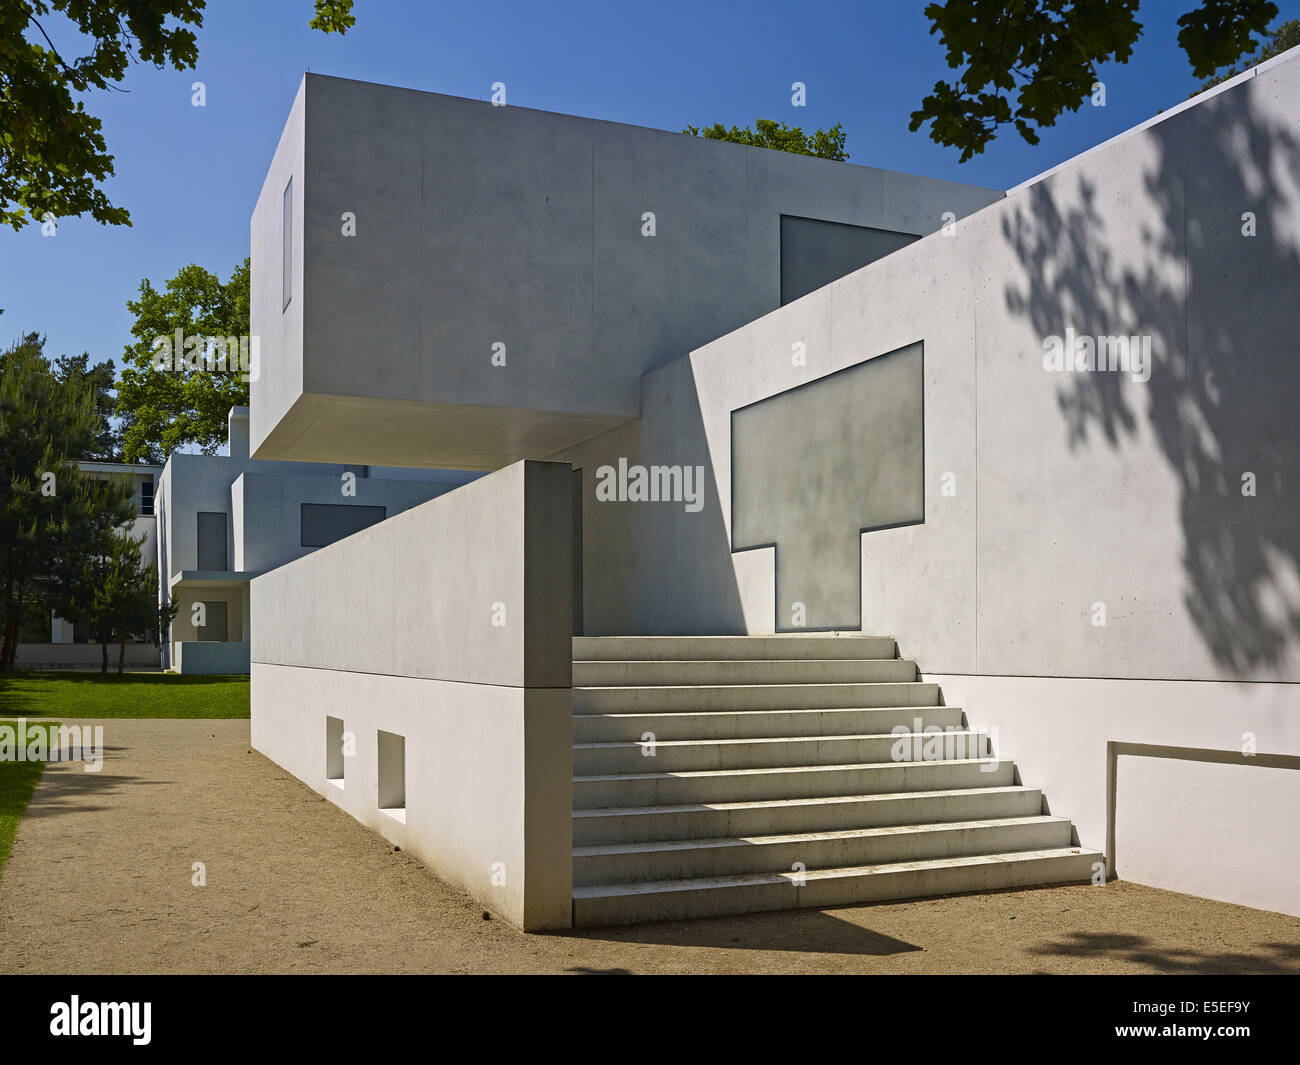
[0, 1, 354, 230]
[682, 119, 849, 160]
[115, 258, 250, 460]
[1192, 17, 1300, 93]
[910, 0, 1279, 161]
[0, 333, 135, 669]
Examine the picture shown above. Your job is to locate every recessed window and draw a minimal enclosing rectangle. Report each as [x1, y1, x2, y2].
[779, 214, 919, 305]
[377, 730, 405, 822]
[326, 716, 345, 787]
[300, 503, 386, 548]
[282, 177, 293, 311]
[196, 511, 228, 570]
[195, 601, 229, 642]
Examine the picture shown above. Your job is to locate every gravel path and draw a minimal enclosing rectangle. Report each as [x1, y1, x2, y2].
[1, 719, 1296, 975]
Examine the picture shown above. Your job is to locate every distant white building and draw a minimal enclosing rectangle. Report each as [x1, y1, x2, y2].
[25, 460, 164, 670]
[22, 406, 473, 673]
[155, 407, 473, 673]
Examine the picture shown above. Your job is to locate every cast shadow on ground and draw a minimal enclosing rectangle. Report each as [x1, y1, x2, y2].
[1028, 931, 1300, 974]
[16, 753, 160, 821]
[570, 905, 922, 956]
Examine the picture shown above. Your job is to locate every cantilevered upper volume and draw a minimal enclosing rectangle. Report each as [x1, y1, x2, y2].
[249, 73, 1002, 469]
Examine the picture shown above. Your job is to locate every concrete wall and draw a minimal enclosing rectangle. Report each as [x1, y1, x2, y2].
[250, 73, 1002, 468]
[159, 454, 460, 580]
[249, 81, 306, 465]
[553, 50, 1300, 912]
[250, 460, 573, 930]
[170, 585, 245, 643]
[174, 641, 250, 675]
[15, 643, 161, 670]
[230, 470, 459, 572]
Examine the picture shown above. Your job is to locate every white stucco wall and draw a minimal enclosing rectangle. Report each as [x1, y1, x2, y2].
[249, 74, 1002, 467]
[250, 460, 574, 930]
[552, 49, 1300, 914]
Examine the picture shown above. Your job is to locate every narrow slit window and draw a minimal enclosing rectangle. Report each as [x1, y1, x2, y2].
[326, 716, 344, 786]
[282, 177, 293, 311]
[378, 730, 406, 822]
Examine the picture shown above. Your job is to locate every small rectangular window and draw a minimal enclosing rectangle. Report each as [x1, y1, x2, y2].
[282, 177, 293, 311]
[197, 511, 228, 570]
[326, 716, 345, 786]
[300, 503, 386, 548]
[378, 730, 406, 822]
[139, 479, 155, 516]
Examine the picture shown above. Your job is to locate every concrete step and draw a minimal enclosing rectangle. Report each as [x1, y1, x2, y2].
[571, 847, 1102, 927]
[572, 681, 941, 714]
[573, 635, 897, 661]
[572, 705, 964, 742]
[572, 815, 1072, 886]
[573, 657, 916, 687]
[573, 757, 1015, 808]
[573, 730, 993, 775]
[572, 785, 1046, 845]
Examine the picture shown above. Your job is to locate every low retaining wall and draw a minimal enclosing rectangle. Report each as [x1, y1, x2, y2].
[250, 460, 573, 930]
[15, 643, 161, 670]
[173, 641, 251, 675]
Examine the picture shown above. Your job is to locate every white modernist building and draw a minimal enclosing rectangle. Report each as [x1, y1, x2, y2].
[22, 459, 164, 670]
[249, 59, 1300, 928]
[22, 411, 471, 673]
[156, 406, 472, 672]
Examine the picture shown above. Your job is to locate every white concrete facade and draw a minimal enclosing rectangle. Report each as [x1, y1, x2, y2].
[249, 54, 1300, 923]
[251, 461, 574, 929]
[157, 407, 473, 672]
[549, 49, 1300, 916]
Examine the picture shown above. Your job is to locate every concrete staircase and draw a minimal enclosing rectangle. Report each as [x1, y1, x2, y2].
[571, 635, 1100, 927]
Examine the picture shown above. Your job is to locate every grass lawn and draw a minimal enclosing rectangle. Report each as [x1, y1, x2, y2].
[0, 721, 58, 876]
[0, 671, 249, 719]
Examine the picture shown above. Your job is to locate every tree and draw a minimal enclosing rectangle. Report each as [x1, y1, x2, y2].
[682, 119, 849, 160]
[910, 0, 1280, 162]
[0, 1, 355, 231]
[52, 352, 126, 461]
[1192, 17, 1300, 93]
[115, 258, 250, 460]
[71, 530, 165, 674]
[0, 333, 135, 668]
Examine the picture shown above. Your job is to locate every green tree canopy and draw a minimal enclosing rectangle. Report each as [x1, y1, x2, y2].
[116, 258, 250, 461]
[52, 351, 123, 461]
[61, 528, 166, 673]
[0, 332, 135, 668]
[1193, 17, 1300, 93]
[0, 1, 355, 230]
[910, 0, 1281, 162]
[682, 119, 849, 160]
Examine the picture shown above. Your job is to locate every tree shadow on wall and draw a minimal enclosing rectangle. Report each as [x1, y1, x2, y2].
[1001, 80, 1300, 676]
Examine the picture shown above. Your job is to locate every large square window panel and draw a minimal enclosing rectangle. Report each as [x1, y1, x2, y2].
[732, 342, 924, 630]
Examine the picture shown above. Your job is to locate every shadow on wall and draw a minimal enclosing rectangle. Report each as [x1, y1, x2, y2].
[574, 357, 747, 635]
[1001, 85, 1300, 676]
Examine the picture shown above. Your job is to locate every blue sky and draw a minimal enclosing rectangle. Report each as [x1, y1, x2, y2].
[3, 0, 1297, 368]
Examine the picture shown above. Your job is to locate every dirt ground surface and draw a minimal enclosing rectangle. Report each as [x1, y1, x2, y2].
[0, 718, 1296, 975]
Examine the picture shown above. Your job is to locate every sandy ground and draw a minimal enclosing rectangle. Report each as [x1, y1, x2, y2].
[0, 718, 1296, 975]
